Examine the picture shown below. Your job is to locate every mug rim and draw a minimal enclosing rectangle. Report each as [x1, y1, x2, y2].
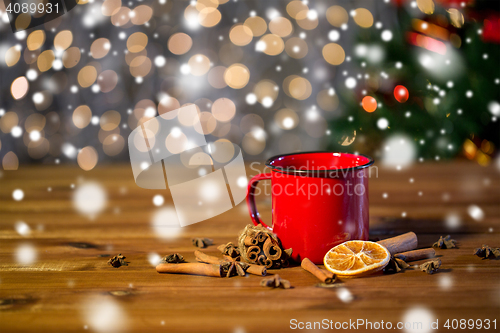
[265, 151, 375, 175]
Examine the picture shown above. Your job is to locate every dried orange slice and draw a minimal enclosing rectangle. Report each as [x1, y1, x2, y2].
[323, 240, 390, 277]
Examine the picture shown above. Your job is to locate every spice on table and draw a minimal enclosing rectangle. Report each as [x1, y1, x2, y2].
[433, 235, 457, 249]
[156, 263, 223, 277]
[384, 256, 410, 273]
[419, 258, 441, 274]
[222, 261, 248, 277]
[107, 254, 128, 267]
[260, 274, 291, 289]
[301, 258, 336, 284]
[394, 248, 435, 262]
[217, 242, 240, 260]
[376, 232, 418, 255]
[237, 224, 292, 269]
[192, 238, 213, 248]
[194, 250, 266, 277]
[473, 245, 500, 259]
[160, 253, 184, 263]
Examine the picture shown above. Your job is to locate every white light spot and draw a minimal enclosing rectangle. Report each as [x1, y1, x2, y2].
[467, 205, 484, 221]
[328, 30, 340, 42]
[307, 10, 318, 20]
[283, 117, 294, 129]
[15, 221, 31, 236]
[26, 69, 38, 81]
[382, 134, 416, 168]
[154, 56, 166, 67]
[237, 176, 248, 188]
[381, 30, 393, 42]
[336, 288, 354, 303]
[73, 182, 108, 218]
[148, 252, 162, 266]
[11, 126, 22, 138]
[29, 130, 41, 142]
[180, 64, 191, 75]
[255, 40, 266, 52]
[465, 90, 473, 98]
[62, 143, 77, 159]
[262, 97, 273, 108]
[402, 307, 434, 333]
[82, 296, 127, 333]
[151, 207, 182, 239]
[15, 244, 37, 265]
[438, 275, 453, 290]
[245, 93, 257, 105]
[52, 59, 63, 71]
[153, 195, 164, 206]
[377, 118, 389, 130]
[13, 189, 24, 201]
[487, 101, 500, 116]
[345, 77, 357, 89]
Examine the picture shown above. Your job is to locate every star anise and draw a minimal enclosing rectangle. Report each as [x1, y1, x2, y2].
[221, 260, 249, 277]
[260, 274, 291, 289]
[419, 258, 441, 274]
[108, 254, 128, 267]
[384, 256, 410, 273]
[433, 235, 457, 249]
[192, 238, 213, 248]
[474, 245, 500, 259]
[217, 242, 241, 260]
[160, 253, 184, 263]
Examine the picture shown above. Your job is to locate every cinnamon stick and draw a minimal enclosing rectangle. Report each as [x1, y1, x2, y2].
[256, 232, 267, 243]
[194, 250, 221, 264]
[301, 258, 336, 284]
[246, 246, 260, 262]
[258, 255, 273, 268]
[244, 235, 258, 246]
[156, 263, 222, 277]
[394, 248, 435, 262]
[263, 238, 282, 260]
[377, 232, 418, 255]
[246, 264, 267, 276]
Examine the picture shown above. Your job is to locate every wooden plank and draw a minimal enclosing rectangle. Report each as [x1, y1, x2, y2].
[0, 162, 499, 332]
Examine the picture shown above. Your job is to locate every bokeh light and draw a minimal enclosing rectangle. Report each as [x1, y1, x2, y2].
[229, 24, 253, 46]
[362, 96, 377, 112]
[77, 146, 99, 171]
[326, 5, 348, 27]
[212, 98, 236, 122]
[352, 8, 374, 28]
[73, 182, 107, 217]
[322, 43, 345, 65]
[168, 33, 193, 55]
[244, 16, 267, 36]
[224, 64, 250, 89]
[11, 76, 29, 99]
[257, 34, 284, 56]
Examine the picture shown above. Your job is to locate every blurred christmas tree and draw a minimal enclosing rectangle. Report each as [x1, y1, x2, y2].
[327, 0, 500, 166]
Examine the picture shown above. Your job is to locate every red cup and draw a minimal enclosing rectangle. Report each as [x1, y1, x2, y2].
[246, 152, 374, 264]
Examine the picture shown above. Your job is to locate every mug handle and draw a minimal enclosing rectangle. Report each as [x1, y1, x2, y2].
[246, 173, 272, 230]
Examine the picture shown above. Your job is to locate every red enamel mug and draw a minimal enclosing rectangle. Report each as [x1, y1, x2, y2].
[246, 152, 374, 264]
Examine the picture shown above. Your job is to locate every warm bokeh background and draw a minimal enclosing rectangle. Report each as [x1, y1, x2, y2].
[0, 0, 498, 170]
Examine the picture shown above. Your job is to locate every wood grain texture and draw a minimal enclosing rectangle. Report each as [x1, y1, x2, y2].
[0, 162, 499, 332]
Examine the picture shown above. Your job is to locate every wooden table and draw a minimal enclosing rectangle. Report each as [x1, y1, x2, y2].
[0, 162, 499, 332]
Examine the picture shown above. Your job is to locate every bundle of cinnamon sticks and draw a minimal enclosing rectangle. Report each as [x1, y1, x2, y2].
[238, 225, 292, 269]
